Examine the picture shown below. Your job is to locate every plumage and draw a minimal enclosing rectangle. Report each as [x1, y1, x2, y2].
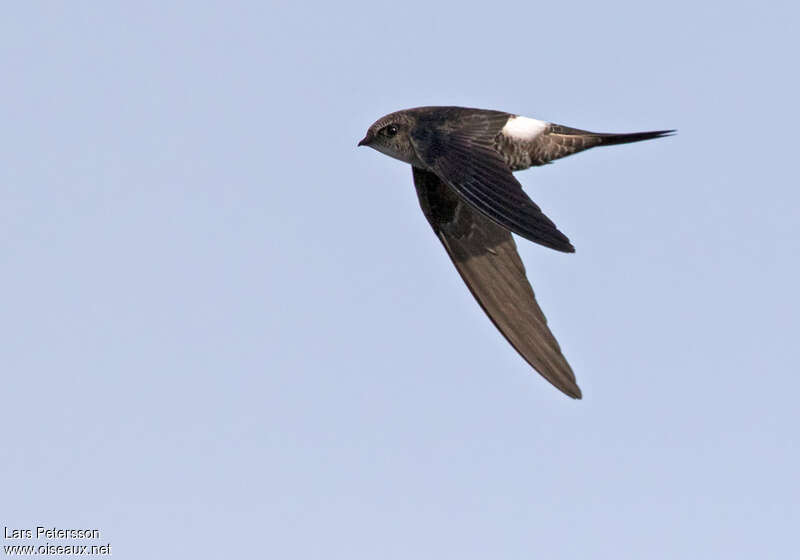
[358, 106, 673, 398]
[409, 114, 574, 252]
[413, 167, 581, 398]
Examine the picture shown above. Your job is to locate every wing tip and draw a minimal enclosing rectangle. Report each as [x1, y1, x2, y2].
[513, 223, 575, 253]
[541, 238, 575, 253]
[547, 376, 582, 399]
[564, 384, 583, 399]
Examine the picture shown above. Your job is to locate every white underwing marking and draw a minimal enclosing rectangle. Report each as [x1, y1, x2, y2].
[501, 116, 548, 141]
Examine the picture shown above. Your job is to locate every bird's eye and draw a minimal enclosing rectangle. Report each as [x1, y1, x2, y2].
[383, 125, 398, 137]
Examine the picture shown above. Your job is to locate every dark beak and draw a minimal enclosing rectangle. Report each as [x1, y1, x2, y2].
[357, 133, 371, 147]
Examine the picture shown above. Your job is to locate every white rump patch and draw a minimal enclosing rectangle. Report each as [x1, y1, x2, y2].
[502, 116, 548, 141]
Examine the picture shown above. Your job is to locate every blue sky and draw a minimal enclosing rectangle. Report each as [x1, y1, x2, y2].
[2, 2, 799, 558]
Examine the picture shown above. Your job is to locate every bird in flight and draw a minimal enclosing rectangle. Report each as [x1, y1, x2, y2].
[358, 106, 673, 398]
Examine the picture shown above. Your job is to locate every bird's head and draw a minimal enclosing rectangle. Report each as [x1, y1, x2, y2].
[357, 111, 417, 164]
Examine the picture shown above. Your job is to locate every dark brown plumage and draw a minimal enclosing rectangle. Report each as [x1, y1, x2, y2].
[358, 106, 673, 398]
[414, 167, 580, 398]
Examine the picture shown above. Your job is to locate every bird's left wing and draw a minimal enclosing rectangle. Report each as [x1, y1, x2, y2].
[413, 167, 581, 399]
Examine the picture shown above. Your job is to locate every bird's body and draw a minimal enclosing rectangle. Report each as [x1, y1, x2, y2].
[358, 106, 673, 398]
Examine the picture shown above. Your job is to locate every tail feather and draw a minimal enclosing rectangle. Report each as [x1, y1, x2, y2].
[522, 124, 674, 167]
[595, 129, 676, 146]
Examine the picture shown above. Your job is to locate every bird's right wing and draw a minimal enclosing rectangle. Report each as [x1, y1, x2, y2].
[409, 113, 574, 253]
[413, 166, 581, 399]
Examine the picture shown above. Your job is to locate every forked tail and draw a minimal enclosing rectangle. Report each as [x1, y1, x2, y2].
[595, 129, 676, 146]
